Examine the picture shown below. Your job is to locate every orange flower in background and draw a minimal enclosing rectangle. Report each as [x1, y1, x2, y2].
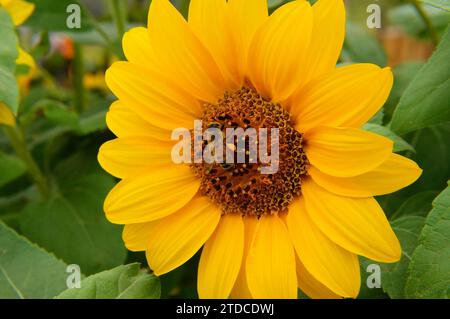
[51, 35, 75, 60]
[98, 0, 422, 299]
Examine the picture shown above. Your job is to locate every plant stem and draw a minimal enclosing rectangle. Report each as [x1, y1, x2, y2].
[111, 0, 126, 40]
[5, 125, 50, 198]
[411, 0, 440, 45]
[73, 43, 85, 113]
[79, 3, 114, 48]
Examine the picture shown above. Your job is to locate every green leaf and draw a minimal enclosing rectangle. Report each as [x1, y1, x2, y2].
[75, 103, 107, 135]
[358, 257, 389, 299]
[0, 8, 19, 114]
[377, 124, 450, 216]
[341, 22, 387, 67]
[408, 124, 450, 192]
[0, 152, 26, 188]
[390, 26, 450, 135]
[405, 184, 450, 298]
[268, 0, 287, 9]
[380, 216, 426, 299]
[56, 263, 161, 299]
[0, 221, 68, 298]
[419, 0, 450, 12]
[19, 168, 126, 275]
[25, 0, 92, 32]
[384, 62, 425, 123]
[389, 4, 450, 40]
[368, 109, 385, 125]
[364, 123, 414, 153]
[20, 99, 79, 128]
[391, 190, 440, 219]
[43, 102, 79, 127]
[19, 98, 108, 140]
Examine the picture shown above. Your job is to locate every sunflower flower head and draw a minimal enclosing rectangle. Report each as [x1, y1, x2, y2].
[99, 0, 422, 299]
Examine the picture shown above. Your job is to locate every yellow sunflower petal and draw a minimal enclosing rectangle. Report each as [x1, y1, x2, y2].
[227, 0, 268, 83]
[146, 196, 221, 275]
[106, 101, 171, 140]
[0, 103, 15, 126]
[188, 0, 239, 88]
[105, 61, 201, 130]
[248, 0, 313, 102]
[122, 222, 154, 252]
[309, 153, 422, 198]
[122, 27, 156, 66]
[188, 0, 268, 88]
[293, 64, 393, 131]
[231, 216, 258, 299]
[302, 179, 401, 263]
[104, 165, 200, 224]
[295, 0, 345, 90]
[246, 214, 297, 299]
[296, 258, 341, 299]
[2, 0, 34, 26]
[198, 213, 244, 299]
[16, 47, 35, 69]
[305, 126, 393, 177]
[98, 137, 174, 179]
[147, 0, 226, 103]
[287, 198, 360, 298]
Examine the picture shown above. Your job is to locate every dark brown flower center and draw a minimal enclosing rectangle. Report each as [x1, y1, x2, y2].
[192, 87, 308, 217]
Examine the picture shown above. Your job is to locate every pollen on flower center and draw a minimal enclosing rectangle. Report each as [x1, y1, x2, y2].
[191, 87, 309, 217]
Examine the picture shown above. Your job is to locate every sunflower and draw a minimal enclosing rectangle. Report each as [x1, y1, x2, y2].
[99, 0, 422, 299]
[0, 0, 35, 126]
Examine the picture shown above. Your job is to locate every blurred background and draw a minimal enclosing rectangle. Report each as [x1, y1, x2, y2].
[0, 0, 449, 299]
